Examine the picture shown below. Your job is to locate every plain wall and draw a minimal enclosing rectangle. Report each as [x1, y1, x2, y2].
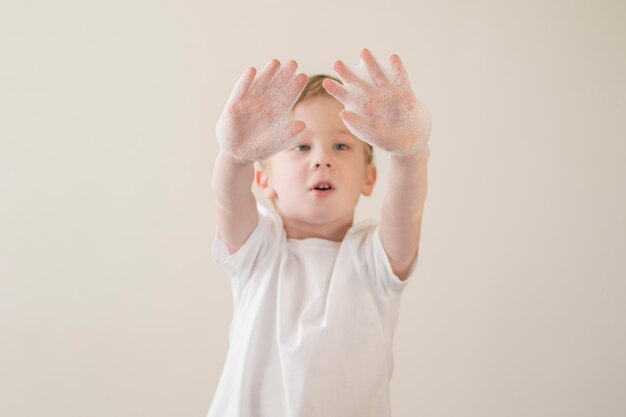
[1, 0, 625, 416]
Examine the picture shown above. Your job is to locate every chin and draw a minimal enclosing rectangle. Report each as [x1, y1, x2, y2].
[308, 206, 352, 224]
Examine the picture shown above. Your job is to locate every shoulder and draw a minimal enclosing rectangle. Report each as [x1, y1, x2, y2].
[212, 201, 285, 276]
[256, 202, 286, 239]
[343, 217, 415, 294]
[344, 217, 378, 245]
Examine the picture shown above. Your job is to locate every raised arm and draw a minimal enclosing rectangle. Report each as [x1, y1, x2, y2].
[380, 152, 429, 280]
[212, 59, 308, 255]
[211, 153, 258, 255]
[322, 48, 432, 280]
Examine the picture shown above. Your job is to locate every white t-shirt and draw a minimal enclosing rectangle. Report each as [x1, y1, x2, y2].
[207, 202, 418, 417]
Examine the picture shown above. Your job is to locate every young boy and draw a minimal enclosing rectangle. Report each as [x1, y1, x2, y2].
[208, 48, 431, 417]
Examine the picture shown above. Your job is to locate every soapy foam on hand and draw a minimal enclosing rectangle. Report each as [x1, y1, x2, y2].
[336, 58, 431, 158]
[216, 106, 304, 163]
[348, 60, 395, 88]
[216, 69, 306, 163]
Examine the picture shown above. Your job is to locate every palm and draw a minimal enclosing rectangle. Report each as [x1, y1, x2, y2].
[216, 59, 308, 162]
[322, 49, 431, 158]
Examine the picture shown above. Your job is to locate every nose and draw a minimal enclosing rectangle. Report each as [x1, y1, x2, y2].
[311, 152, 333, 169]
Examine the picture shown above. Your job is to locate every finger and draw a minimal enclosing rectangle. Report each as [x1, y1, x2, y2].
[332, 59, 368, 90]
[322, 78, 350, 104]
[269, 59, 298, 90]
[228, 66, 257, 102]
[360, 48, 389, 87]
[251, 58, 281, 93]
[273, 59, 298, 82]
[282, 72, 309, 107]
[287, 120, 307, 140]
[389, 53, 411, 88]
[339, 110, 368, 135]
[276, 120, 307, 153]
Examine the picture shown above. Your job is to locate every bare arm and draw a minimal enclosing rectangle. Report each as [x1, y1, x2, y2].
[379, 151, 429, 281]
[211, 152, 258, 255]
[212, 59, 308, 255]
[321, 48, 432, 282]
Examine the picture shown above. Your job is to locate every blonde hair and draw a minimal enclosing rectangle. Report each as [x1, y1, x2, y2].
[257, 74, 374, 168]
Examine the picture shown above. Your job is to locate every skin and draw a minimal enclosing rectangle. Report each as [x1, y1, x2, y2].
[255, 95, 377, 242]
[322, 48, 431, 280]
[213, 48, 430, 280]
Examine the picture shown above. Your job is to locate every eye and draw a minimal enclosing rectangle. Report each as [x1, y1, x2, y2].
[334, 143, 350, 151]
[293, 144, 310, 151]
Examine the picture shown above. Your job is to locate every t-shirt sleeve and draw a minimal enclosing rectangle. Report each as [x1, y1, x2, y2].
[366, 224, 419, 297]
[212, 203, 280, 288]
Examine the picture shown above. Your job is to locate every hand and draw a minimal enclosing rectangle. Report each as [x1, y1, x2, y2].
[322, 48, 431, 159]
[216, 59, 308, 163]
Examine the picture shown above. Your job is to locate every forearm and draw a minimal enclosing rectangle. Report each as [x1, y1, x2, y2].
[212, 152, 255, 209]
[382, 151, 429, 221]
[379, 150, 428, 278]
[211, 151, 258, 251]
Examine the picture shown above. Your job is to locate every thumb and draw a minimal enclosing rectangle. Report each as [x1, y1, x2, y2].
[272, 120, 307, 156]
[287, 120, 306, 140]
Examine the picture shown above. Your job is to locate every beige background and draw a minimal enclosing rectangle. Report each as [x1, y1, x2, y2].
[1, 0, 625, 416]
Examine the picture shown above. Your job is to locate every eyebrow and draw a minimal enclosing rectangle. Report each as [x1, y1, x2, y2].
[335, 128, 350, 134]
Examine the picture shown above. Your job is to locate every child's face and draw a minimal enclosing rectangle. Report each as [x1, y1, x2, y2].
[255, 95, 376, 229]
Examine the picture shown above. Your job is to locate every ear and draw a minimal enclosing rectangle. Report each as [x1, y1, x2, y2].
[361, 163, 377, 196]
[255, 166, 277, 200]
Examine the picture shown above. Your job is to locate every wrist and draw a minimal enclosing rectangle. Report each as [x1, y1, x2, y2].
[217, 150, 255, 167]
[390, 144, 430, 164]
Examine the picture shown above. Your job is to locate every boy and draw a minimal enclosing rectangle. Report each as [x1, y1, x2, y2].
[208, 48, 431, 417]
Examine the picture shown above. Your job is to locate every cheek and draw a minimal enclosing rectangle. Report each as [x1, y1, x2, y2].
[273, 163, 306, 189]
[344, 172, 363, 191]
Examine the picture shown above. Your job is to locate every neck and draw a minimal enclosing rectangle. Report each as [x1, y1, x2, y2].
[280, 212, 354, 242]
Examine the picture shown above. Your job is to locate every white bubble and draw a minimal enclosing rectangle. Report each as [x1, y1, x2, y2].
[329, 57, 431, 159]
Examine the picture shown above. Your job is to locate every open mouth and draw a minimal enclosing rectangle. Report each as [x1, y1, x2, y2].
[310, 180, 335, 191]
[310, 181, 335, 196]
